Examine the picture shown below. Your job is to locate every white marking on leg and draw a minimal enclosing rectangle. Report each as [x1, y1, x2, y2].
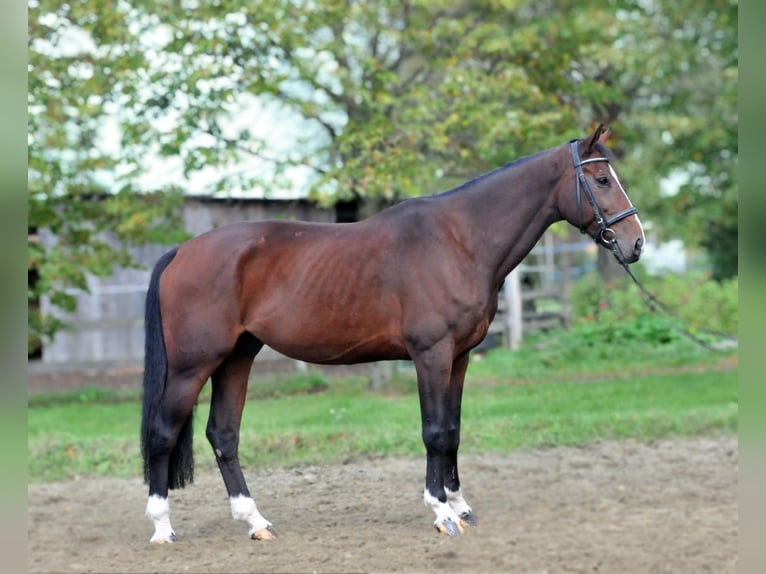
[423, 489, 464, 532]
[145, 495, 175, 543]
[230, 495, 272, 537]
[445, 486, 473, 518]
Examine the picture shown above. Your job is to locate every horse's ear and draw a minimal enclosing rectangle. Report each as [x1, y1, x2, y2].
[587, 123, 609, 152]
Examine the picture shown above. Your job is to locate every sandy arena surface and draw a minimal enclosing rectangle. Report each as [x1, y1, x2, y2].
[28, 435, 737, 573]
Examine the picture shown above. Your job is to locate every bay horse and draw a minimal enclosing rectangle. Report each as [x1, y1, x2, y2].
[141, 124, 644, 542]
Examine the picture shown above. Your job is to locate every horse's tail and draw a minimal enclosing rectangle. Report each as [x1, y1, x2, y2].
[141, 247, 194, 489]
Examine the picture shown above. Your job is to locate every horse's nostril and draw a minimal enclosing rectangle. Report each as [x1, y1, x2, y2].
[635, 237, 644, 252]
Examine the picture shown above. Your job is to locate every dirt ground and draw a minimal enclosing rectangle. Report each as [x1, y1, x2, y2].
[28, 435, 737, 573]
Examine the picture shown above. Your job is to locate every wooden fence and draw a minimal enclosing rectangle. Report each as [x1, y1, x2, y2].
[486, 233, 597, 350]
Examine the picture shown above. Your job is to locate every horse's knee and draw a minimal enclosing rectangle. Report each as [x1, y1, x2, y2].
[206, 426, 239, 461]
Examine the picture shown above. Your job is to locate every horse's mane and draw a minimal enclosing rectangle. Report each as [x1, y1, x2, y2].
[432, 139, 614, 200]
[437, 149, 550, 198]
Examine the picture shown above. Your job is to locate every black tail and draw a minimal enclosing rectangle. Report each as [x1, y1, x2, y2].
[140, 247, 194, 489]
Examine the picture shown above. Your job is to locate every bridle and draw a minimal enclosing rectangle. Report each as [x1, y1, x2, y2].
[568, 140, 736, 352]
[570, 140, 638, 263]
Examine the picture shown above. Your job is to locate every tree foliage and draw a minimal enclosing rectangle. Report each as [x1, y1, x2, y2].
[28, 0, 737, 348]
[128, 0, 739, 248]
[28, 0, 189, 351]
[607, 0, 738, 280]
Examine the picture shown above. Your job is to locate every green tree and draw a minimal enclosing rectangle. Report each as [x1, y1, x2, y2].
[121, 1, 585, 208]
[127, 0, 736, 268]
[28, 0, 188, 353]
[609, 0, 738, 280]
[481, 0, 737, 280]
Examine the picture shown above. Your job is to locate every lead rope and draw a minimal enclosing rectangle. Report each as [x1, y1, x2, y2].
[610, 248, 738, 352]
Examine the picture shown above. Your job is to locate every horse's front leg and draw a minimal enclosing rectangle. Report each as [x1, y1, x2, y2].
[412, 345, 475, 536]
[441, 351, 477, 528]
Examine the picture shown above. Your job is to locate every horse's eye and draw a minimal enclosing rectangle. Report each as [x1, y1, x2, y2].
[596, 176, 610, 186]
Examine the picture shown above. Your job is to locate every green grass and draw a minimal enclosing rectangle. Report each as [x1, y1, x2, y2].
[28, 365, 737, 483]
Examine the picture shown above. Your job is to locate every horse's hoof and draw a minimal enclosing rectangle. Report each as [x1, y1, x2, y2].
[460, 511, 478, 527]
[149, 532, 176, 544]
[434, 518, 464, 537]
[251, 525, 278, 541]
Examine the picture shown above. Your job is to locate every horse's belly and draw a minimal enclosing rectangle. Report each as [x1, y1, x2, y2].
[264, 332, 410, 365]
[244, 276, 407, 364]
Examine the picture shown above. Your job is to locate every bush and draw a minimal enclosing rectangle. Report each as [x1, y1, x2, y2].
[570, 269, 737, 337]
[467, 270, 738, 383]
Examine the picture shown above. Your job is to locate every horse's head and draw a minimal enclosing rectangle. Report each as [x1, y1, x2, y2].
[558, 124, 645, 264]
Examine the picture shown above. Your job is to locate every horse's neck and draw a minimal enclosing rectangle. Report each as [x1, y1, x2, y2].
[446, 149, 566, 287]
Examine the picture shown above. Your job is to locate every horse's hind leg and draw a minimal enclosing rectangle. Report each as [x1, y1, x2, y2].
[145, 370, 209, 543]
[206, 333, 276, 540]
